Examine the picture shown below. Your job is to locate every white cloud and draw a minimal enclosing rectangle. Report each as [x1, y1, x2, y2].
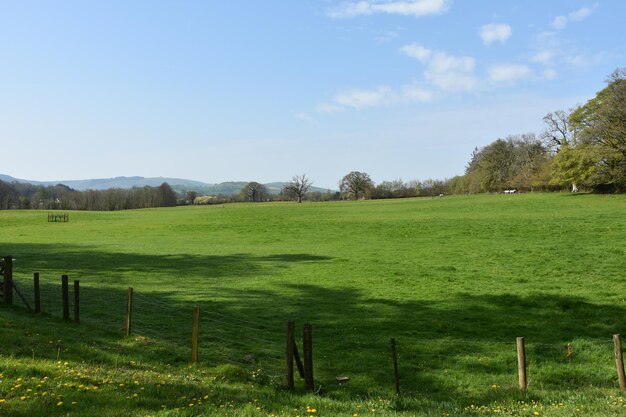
[374, 30, 400, 44]
[551, 16, 568, 30]
[294, 112, 316, 124]
[480, 23, 512, 45]
[565, 54, 587, 68]
[316, 103, 346, 114]
[335, 86, 393, 109]
[318, 83, 433, 112]
[531, 50, 554, 65]
[428, 52, 475, 74]
[427, 72, 478, 92]
[328, 0, 450, 19]
[551, 4, 597, 30]
[401, 44, 478, 92]
[402, 84, 435, 102]
[569, 6, 594, 21]
[488, 64, 532, 83]
[531, 30, 604, 72]
[399, 43, 431, 61]
[543, 69, 558, 80]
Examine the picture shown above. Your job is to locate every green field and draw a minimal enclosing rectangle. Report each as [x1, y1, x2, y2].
[2, 193, 626, 416]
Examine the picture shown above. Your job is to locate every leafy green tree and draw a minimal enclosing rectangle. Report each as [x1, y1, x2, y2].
[339, 171, 374, 200]
[557, 68, 626, 192]
[240, 182, 268, 202]
[550, 144, 597, 190]
[0, 181, 17, 209]
[157, 183, 178, 207]
[464, 134, 549, 192]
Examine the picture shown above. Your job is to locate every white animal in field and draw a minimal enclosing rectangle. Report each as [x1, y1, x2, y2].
[504, 189, 517, 194]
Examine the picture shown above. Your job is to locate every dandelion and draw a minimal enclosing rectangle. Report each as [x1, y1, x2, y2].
[57, 401, 63, 406]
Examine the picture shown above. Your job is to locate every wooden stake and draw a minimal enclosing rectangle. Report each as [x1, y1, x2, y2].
[61, 275, 69, 321]
[391, 337, 400, 395]
[3, 256, 13, 305]
[125, 288, 133, 336]
[34, 272, 41, 314]
[73, 280, 80, 324]
[303, 323, 314, 391]
[293, 340, 305, 378]
[286, 321, 295, 390]
[191, 306, 200, 363]
[517, 337, 527, 391]
[614, 334, 626, 391]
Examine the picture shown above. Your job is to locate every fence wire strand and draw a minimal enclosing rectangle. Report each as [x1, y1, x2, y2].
[5, 274, 623, 389]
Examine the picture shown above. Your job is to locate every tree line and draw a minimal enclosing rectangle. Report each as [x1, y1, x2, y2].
[0, 181, 178, 211]
[333, 67, 626, 200]
[457, 67, 626, 194]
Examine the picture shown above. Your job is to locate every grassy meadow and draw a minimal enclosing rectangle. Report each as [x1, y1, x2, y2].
[1, 193, 626, 416]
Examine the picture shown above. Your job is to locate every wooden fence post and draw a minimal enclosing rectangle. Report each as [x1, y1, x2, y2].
[73, 280, 80, 323]
[3, 256, 13, 305]
[286, 321, 295, 390]
[391, 337, 400, 395]
[303, 323, 314, 391]
[517, 337, 527, 391]
[34, 272, 41, 314]
[125, 288, 133, 336]
[191, 306, 200, 363]
[614, 334, 626, 391]
[61, 275, 69, 321]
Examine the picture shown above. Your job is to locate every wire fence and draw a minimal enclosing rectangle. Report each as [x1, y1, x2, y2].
[5, 271, 626, 393]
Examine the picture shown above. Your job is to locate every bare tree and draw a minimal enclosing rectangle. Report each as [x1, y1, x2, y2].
[540, 109, 574, 153]
[283, 174, 313, 203]
[185, 191, 198, 205]
[339, 171, 374, 200]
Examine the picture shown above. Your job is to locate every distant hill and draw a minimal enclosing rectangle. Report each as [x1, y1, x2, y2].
[0, 174, 333, 196]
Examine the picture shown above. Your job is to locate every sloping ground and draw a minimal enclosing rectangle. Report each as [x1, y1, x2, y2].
[2, 194, 626, 416]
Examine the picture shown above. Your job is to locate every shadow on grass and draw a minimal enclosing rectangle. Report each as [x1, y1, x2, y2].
[2, 242, 624, 408]
[0, 242, 332, 285]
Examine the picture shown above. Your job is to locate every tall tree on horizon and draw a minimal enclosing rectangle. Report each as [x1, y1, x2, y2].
[283, 174, 313, 203]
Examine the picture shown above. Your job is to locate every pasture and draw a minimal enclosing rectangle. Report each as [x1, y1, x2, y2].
[1, 193, 626, 416]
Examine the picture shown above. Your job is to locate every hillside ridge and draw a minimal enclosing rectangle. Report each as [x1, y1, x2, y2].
[0, 174, 333, 195]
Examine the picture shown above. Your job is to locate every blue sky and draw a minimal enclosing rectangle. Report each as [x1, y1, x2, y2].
[0, 1, 624, 189]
